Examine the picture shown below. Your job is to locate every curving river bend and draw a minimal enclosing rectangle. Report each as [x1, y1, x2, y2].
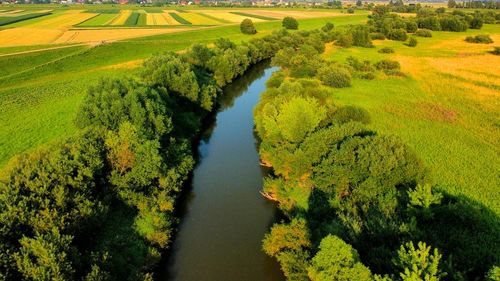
[159, 64, 284, 281]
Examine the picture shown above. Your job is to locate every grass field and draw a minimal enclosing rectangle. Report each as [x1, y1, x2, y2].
[323, 25, 500, 214]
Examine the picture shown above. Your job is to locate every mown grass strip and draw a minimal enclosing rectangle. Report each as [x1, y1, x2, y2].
[197, 12, 232, 24]
[137, 13, 147, 26]
[169, 12, 191, 25]
[85, 9, 119, 14]
[0, 12, 51, 26]
[78, 13, 116, 26]
[124, 12, 139, 26]
[230, 11, 276, 21]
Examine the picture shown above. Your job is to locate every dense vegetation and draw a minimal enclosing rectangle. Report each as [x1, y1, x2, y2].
[0, 21, 363, 280]
[254, 15, 500, 281]
[240, 18, 257, 35]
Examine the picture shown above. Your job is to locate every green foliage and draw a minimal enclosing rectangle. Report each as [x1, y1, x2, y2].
[351, 25, 373, 47]
[317, 65, 352, 88]
[388, 28, 408, 41]
[414, 29, 432, 37]
[336, 33, 354, 48]
[347, 7, 355, 14]
[240, 18, 257, 35]
[262, 218, 311, 257]
[469, 16, 483, 29]
[141, 52, 200, 105]
[492, 47, 500, 55]
[408, 37, 418, 47]
[375, 59, 401, 71]
[487, 266, 500, 281]
[465, 34, 494, 44]
[308, 235, 372, 281]
[393, 241, 443, 281]
[124, 12, 139, 26]
[276, 250, 311, 281]
[322, 22, 334, 32]
[370, 33, 386, 40]
[283, 16, 299, 30]
[378, 47, 395, 53]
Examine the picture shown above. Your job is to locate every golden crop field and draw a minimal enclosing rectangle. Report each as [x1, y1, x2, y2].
[53, 28, 191, 44]
[161, 12, 182, 25]
[193, 10, 266, 23]
[146, 13, 170, 25]
[0, 28, 64, 46]
[174, 12, 222, 25]
[25, 10, 96, 29]
[110, 10, 131, 26]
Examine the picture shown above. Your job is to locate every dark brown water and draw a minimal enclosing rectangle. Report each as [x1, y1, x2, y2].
[160, 64, 284, 281]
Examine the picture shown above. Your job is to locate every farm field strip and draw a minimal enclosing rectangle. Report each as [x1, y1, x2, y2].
[196, 12, 231, 23]
[168, 12, 191, 24]
[110, 10, 131, 25]
[161, 12, 182, 25]
[229, 11, 277, 21]
[173, 12, 221, 25]
[194, 10, 266, 23]
[78, 13, 116, 26]
[25, 10, 96, 28]
[0, 9, 24, 14]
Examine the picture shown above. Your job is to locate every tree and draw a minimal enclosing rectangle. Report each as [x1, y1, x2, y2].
[308, 235, 372, 281]
[393, 241, 443, 281]
[356, 0, 362, 7]
[447, 0, 456, 8]
[283, 16, 299, 30]
[351, 25, 373, 47]
[240, 18, 257, 34]
[262, 218, 311, 257]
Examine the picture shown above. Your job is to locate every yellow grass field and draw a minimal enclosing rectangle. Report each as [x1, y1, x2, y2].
[25, 10, 96, 29]
[161, 12, 182, 25]
[53, 28, 191, 44]
[194, 10, 266, 23]
[110, 10, 132, 25]
[146, 13, 170, 25]
[0, 28, 64, 46]
[176, 12, 222, 25]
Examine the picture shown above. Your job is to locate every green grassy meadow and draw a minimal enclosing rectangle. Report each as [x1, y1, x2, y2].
[324, 24, 500, 214]
[0, 15, 367, 167]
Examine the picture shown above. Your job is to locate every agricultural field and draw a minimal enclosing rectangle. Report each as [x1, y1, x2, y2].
[324, 24, 500, 214]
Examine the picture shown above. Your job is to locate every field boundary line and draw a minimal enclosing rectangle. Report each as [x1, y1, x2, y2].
[0, 43, 88, 57]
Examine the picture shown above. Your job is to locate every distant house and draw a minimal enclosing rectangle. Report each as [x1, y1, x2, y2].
[119, 0, 128, 3]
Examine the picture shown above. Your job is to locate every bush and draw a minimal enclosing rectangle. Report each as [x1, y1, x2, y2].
[469, 17, 483, 29]
[439, 16, 468, 32]
[347, 7, 355, 14]
[332, 106, 371, 124]
[282, 16, 299, 30]
[405, 21, 418, 33]
[465, 34, 494, 44]
[417, 16, 441, 31]
[375, 59, 401, 71]
[415, 28, 432, 37]
[317, 65, 352, 88]
[240, 18, 257, 34]
[370, 33, 386, 40]
[336, 33, 353, 48]
[492, 46, 500, 55]
[387, 28, 408, 41]
[408, 37, 418, 47]
[378, 47, 394, 53]
[351, 25, 373, 47]
[321, 22, 334, 32]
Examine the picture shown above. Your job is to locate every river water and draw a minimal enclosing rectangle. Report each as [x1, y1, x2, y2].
[160, 64, 284, 281]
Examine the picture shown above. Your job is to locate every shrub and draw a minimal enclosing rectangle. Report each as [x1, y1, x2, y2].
[405, 20, 418, 33]
[439, 16, 468, 32]
[336, 33, 353, 48]
[415, 28, 432, 37]
[332, 106, 371, 124]
[282, 16, 299, 30]
[322, 22, 334, 32]
[378, 47, 394, 53]
[375, 59, 401, 71]
[492, 46, 500, 55]
[352, 25, 373, 47]
[240, 18, 257, 34]
[465, 34, 494, 44]
[417, 16, 441, 31]
[387, 28, 408, 41]
[370, 33, 386, 40]
[347, 7, 355, 14]
[317, 66, 352, 88]
[361, 72, 376, 80]
[408, 37, 418, 47]
[469, 17, 483, 29]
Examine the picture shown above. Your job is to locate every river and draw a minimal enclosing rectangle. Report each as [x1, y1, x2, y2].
[159, 64, 284, 281]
